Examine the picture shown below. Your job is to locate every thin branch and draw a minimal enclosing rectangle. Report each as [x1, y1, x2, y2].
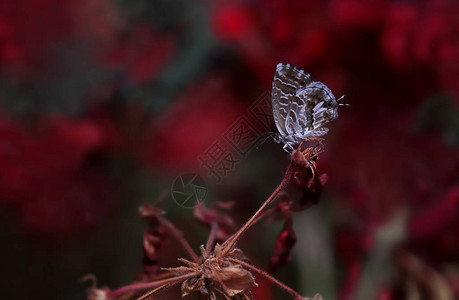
[151, 272, 175, 281]
[222, 163, 294, 256]
[205, 222, 219, 257]
[227, 258, 310, 300]
[136, 283, 169, 300]
[251, 206, 278, 225]
[110, 271, 200, 297]
[159, 216, 199, 262]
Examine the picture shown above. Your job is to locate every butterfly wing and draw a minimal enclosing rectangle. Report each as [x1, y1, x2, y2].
[286, 81, 339, 139]
[271, 63, 312, 140]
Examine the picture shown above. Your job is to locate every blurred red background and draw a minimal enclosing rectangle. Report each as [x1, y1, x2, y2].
[0, 0, 458, 299]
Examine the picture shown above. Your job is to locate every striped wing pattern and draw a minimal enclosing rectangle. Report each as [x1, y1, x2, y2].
[272, 63, 312, 138]
[271, 63, 339, 150]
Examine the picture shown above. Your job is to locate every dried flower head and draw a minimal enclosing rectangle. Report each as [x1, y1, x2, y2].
[292, 139, 324, 180]
[85, 153, 325, 300]
[166, 244, 256, 299]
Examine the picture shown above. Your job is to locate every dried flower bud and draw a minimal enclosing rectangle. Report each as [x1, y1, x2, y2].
[269, 216, 297, 272]
[292, 139, 324, 179]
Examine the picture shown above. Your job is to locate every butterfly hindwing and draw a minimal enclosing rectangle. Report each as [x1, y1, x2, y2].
[290, 82, 339, 137]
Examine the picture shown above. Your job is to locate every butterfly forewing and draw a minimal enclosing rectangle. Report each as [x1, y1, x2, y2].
[271, 63, 341, 150]
[272, 63, 312, 138]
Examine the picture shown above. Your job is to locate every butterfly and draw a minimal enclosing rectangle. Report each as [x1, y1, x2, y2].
[271, 63, 346, 152]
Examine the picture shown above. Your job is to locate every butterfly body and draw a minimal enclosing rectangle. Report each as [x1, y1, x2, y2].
[271, 63, 341, 152]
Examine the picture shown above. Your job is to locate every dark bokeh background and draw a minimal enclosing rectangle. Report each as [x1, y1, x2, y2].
[0, 0, 458, 299]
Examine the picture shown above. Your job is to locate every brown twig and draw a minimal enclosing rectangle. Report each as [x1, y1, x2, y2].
[205, 222, 219, 257]
[222, 163, 293, 256]
[158, 215, 199, 262]
[109, 272, 200, 298]
[227, 257, 311, 300]
[136, 283, 171, 300]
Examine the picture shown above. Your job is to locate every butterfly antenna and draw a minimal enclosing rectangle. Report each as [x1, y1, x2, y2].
[337, 95, 349, 106]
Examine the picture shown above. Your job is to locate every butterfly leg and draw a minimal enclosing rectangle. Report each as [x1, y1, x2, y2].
[307, 159, 317, 180]
[282, 144, 290, 153]
[283, 143, 295, 154]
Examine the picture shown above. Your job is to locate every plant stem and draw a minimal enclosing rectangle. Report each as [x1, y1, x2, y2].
[110, 272, 200, 297]
[205, 222, 219, 257]
[159, 216, 199, 262]
[136, 283, 173, 300]
[222, 163, 293, 256]
[151, 272, 175, 281]
[228, 258, 310, 300]
[251, 206, 278, 225]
